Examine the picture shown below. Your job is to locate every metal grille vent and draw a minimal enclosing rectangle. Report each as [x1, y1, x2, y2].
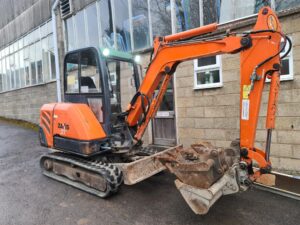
[60, 0, 73, 19]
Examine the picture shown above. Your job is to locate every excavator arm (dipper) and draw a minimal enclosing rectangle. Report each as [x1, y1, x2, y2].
[125, 7, 290, 175]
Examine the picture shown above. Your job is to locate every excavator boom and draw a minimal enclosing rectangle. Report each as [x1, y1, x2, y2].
[126, 7, 287, 174]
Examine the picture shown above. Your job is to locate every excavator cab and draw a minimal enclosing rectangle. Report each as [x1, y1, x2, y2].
[40, 47, 142, 156]
[64, 47, 141, 137]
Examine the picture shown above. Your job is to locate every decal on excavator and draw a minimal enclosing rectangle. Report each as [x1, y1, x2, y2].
[58, 123, 70, 135]
[243, 85, 251, 99]
[242, 99, 250, 120]
[267, 14, 278, 31]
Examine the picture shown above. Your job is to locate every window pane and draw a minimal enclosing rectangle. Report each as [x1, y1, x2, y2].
[5, 58, 11, 90]
[5, 47, 9, 57]
[99, 0, 114, 48]
[9, 45, 14, 54]
[24, 46, 30, 86]
[203, 0, 219, 25]
[176, 0, 200, 31]
[65, 53, 79, 93]
[15, 51, 20, 88]
[24, 34, 29, 46]
[107, 60, 136, 113]
[48, 34, 54, 50]
[15, 69, 19, 88]
[48, 34, 56, 80]
[31, 29, 40, 43]
[197, 70, 220, 85]
[30, 44, 37, 85]
[36, 41, 43, 83]
[4, 58, 7, 91]
[275, 0, 300, 11]
[0, 60, 3, 92]
[40, 23, 48, 38]
[132, 0, 150, 50]
[80, 49, 101, 93]
[221, 0, 255, 23]
[19, 49, 25, 88]
[42, 38, 50, 82]
[75, 11, 87, 48]
[66, 17, 75, 51]
[13, 42, 18, 53]
[254, 0, 271, 13]
[3, 59, 7, 91]
[150, 0, 172, 37]
[18, 38, 23, 49]
[280, 59, 289, 76]
[47, 21, 53, 35]
[86, 4, 100, 48]
[114, 0, 131, 51]
[10, 54, 15, 89]
[0, 75, 2, 92]
[50, 53, 56, 80]
[2, 58, 6, 90]
[198, 56, 217, 67]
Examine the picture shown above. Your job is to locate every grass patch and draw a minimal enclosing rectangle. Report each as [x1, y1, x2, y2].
[0, 116, 39, 132]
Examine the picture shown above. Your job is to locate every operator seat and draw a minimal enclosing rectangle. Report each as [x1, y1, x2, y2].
[80, 76, 96, 89]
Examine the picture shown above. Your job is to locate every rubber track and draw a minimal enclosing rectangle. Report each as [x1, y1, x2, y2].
[40, 152, 123, 198]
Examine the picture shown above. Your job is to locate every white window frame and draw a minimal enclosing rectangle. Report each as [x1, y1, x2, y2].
[193, 55, 223, 90]
[266, 37, 293, 82]
[279, 37, 293, 81]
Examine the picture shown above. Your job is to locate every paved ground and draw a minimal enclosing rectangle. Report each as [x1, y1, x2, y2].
[0, 121, 299, 225]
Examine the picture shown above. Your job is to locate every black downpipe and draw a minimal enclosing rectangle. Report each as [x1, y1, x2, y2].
[108, 0, 113, 34]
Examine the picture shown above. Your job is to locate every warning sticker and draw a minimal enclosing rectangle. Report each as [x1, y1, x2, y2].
[242, 99, 250, 120]
[243, 85, 251, 99]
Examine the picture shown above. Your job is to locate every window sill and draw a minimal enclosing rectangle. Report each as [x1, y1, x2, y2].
[0, 79, 56, 94]
[194, 83, 223, 90]
[279, 75, 294, 81]
[265, 75, 294, 82]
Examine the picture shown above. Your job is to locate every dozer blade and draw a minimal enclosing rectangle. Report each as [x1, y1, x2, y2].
[157, 142, 244, 215]
[113, 145, 179, 185]
[40, 153, 123, 198]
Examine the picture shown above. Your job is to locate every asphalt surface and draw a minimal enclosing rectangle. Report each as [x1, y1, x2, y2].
[0, 121, 299, 225]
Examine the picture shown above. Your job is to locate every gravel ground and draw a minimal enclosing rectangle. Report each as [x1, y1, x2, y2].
[0, 121, 299, 225]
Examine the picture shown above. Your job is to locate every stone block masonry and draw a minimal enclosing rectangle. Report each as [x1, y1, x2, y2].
[0, 82, 57, 124]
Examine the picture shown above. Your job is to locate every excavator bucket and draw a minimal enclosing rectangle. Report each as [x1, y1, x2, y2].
[108, 142, 244, 214]
[157, 142, 243, 214]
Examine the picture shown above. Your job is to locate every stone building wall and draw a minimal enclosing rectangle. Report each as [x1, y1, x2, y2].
[0, 82, 57, 124]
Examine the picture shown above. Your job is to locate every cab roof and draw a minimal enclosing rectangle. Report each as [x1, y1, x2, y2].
[99, 47, 133, 61]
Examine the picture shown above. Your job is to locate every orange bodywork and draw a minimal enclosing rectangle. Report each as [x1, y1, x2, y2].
[40, 103, 106, 148]
[126, 7, 284, 171]
[164, 23, 218, 42]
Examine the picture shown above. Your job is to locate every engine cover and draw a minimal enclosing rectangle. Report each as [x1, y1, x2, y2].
[40, 103, 107, 156]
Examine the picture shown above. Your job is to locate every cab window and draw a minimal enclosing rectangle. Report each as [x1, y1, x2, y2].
[107, 60, 137, 112]
[65, 52, 79, 93]
[65, 49, 101, 94]
[80, 49, 102, 93]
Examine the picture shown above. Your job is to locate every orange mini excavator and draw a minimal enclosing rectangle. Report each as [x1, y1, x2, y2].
[39, 7, 291, 214]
